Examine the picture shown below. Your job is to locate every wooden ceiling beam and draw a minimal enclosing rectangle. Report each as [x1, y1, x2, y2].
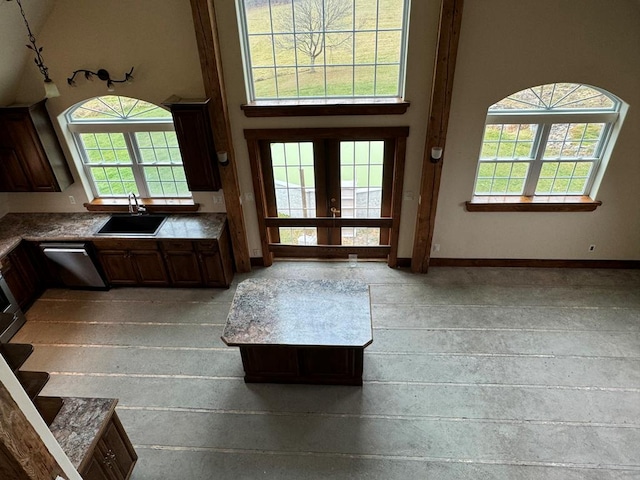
[190, 0, 251, 273]
[411, 0, 465, 273]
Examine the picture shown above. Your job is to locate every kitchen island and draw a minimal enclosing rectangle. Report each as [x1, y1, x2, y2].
[222, 279, 373, 386]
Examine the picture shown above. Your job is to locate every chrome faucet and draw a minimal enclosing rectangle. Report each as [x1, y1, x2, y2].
[128, 192, 146, 215]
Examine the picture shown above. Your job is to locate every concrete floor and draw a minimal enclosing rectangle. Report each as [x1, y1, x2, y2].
[13, 262, 640, 479]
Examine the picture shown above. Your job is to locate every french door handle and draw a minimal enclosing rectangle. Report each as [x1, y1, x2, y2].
[330, 207, 340, 217]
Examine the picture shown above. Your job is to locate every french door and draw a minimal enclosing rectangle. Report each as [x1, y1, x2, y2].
[245, 127, 408, 266]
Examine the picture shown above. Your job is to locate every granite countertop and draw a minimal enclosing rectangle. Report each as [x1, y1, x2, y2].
[0, 212, 227, 260]
[48, 397, 117, 470]
[222, 279, 373, 348]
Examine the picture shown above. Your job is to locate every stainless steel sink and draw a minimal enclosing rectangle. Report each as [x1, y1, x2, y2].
[95, 214, 167, 236]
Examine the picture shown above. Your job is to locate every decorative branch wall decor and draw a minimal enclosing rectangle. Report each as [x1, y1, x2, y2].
[12, 0, 59, 97]
[67, 67, 134, 92]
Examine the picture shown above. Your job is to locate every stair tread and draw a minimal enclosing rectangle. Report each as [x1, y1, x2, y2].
[34, 396, 65, 426]
[17, 371, 50, 399]
[0, 343, 34, 372]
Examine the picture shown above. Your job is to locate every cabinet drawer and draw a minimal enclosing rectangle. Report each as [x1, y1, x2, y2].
[161, 240, 194, 251]
[93, 239, 158, 251]
[195, 240, 218, 252]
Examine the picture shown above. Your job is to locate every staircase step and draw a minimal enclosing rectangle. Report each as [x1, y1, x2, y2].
[34, 396, 65, 426]
[0, 343, 34, 372]
[17, 371, 50, 400]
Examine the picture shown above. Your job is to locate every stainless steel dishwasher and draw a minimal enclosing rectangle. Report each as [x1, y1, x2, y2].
[40, 242, 108, 289]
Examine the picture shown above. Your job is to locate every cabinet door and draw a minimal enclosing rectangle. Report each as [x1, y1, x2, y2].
[166, 100, 221, 191]
[97, 251, 138, 285]
[164, 251, 203, 286]
[82, 452, 115, 480]
[0, 147, 30, 192]
[0, 243, 42, 311]
[2, 111, 57, 192]
[102, 414, 138, 480]
[198, 249, 227, 287]
[131, 250, 169, 286]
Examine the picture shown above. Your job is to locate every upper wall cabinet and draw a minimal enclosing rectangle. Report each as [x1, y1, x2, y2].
[163, 97, 221, 192]
[0, 100, 73, 192]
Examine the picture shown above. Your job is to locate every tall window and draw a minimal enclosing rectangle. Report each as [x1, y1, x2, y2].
[473, 83, 622, 198]
[67, 96, 190, 198]
[237, 0, 410, 100]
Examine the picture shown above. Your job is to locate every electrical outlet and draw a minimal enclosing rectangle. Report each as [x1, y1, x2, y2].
[589, 244, 596, 252]
[212, 194, 224, 205]
[68, 195, 76, 205]
[252, 249, 260, 256]
[432, 243, 440, 253]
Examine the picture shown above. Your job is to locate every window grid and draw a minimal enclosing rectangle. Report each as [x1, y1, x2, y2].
[271, 142, 316, 219]
[238, 0, 409, 100]
[340, 141, 384, 218]
[76, 131, 190, 198]
[476, 119, 613, 197]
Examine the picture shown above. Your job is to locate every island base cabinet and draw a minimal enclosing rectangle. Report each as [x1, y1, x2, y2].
[81, 413, 137, 480]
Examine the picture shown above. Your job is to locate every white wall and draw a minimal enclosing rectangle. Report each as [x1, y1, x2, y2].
[432, 0, 640, 260]
[7, 0, 223, 213]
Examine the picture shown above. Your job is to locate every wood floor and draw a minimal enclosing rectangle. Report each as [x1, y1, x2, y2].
[12, 262, 640, 479]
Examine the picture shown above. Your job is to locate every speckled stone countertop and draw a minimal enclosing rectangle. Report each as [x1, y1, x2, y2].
[0, 212, 227, 260]
[48, 397, 117, 470]
[222, 279, 373, 347]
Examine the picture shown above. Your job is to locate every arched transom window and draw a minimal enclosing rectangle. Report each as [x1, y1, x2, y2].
[473, 83, 622, 198]
[67, 96, 190, 198]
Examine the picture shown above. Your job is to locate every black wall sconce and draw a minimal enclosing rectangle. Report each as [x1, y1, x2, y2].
[67, 67, 134, 92]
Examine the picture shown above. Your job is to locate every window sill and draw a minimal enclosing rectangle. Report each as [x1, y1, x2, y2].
[465, 196, 602, 212]
[241, 98, 410, 117]
[84, 198, 200, 213]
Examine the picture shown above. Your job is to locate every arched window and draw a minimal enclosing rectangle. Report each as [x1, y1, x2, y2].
[67, 96, 190, 198]
[472, 83, 622, 199]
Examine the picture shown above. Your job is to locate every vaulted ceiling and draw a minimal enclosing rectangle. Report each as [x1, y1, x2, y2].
[0, 0, 55, 105]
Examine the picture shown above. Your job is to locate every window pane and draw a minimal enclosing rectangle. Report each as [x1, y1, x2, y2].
[481, 124, 537, 160]
[278, 227, 317, 245]
[342, 227, 381, 246]
[544, 123, 605, 159]
[89, 166, 137, 197]
[340, 141, 384, 217]
[143, 166, 191, 198]
[239, 0, 409, 100]
[271, 142, 316, 218]
[474, 162, 529, 195]
[135, 132, 184, 165]
[535, 161, 594, 195]
[79, 133, 131, 164]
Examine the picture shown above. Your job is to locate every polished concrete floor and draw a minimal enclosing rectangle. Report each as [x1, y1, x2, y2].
[13, 262, 640, 479]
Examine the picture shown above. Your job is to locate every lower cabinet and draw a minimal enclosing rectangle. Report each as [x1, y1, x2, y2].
[93, 223, 234, 288]
[81, 413, 137, 480]
[161, 237, 233, 288]
[0, 241, 43, 310]
[93, 240, 169, 287]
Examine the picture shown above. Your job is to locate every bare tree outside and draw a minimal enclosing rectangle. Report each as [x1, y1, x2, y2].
[275, 0, 353, 73]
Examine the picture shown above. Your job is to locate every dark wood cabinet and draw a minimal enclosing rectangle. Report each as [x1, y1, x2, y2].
[161, 240, 203, 287]
[0, 100, 73, 192]
[163, 97, 221, 191]
[161, 230, 234, 288]
[81, 413, 137, 480]
[0, 241, 43, 311]
[94, 240, 169, 286]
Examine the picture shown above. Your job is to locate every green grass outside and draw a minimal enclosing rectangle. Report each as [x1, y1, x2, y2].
[245, 0, 406, 98]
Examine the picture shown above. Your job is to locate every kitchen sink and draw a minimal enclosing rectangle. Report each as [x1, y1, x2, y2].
[95, 214, 167, 236]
